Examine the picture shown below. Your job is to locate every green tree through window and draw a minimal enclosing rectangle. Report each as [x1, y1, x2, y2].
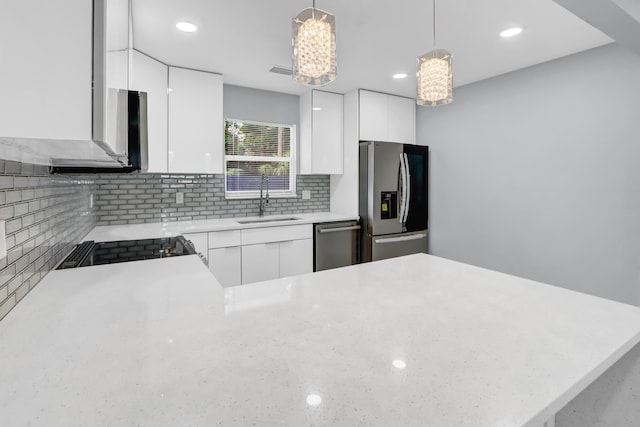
[225, 120, 295, 195]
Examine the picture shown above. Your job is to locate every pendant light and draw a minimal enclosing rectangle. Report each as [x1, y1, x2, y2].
[292, 0, 337, 86]
[416, 0, 452, 106]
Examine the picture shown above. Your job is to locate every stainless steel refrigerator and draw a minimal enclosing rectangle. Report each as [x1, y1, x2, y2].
[359, 141, 429, 262]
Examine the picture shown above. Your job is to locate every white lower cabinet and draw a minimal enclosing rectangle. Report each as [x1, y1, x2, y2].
[208, 246, 242, 287]
[279, 239, 313, 277]
[208, 230, 242, 287]
[198, 224, 313, 287]
[241, 242, 281, 284]
[183, 232, 208, 255]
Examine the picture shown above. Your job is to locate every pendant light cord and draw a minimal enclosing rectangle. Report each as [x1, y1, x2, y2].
[433, 0, 437, 49]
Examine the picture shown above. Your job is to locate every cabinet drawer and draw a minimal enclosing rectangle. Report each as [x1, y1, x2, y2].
[241, 225, 312, 245]
[208, 230, 242, 248]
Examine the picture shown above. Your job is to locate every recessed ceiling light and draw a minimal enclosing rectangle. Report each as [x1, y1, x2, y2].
[306, 394, 322, 407]
[176, 22, 198, 33]
[500, 27, 522, 38]
[312, 107, 322, 111]
[392, 359, 407, 369]
[393, 73, 408, 79]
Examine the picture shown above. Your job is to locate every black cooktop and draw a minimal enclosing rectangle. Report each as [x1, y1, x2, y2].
[57, 236, 197, 269]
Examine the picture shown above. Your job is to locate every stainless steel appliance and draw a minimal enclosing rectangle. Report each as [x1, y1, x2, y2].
[50, 0, 148, 173]
[56, 236, 197, 269]
[314, 221, 360, 271]
[359, 142, 429, 262]
[51, 89, 149, 173]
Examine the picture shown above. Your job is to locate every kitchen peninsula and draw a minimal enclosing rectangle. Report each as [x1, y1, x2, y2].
[0, 253, 639, 426]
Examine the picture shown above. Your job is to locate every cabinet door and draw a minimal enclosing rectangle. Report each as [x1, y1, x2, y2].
[387, 95, 416, 144]
[168, 67, 223, 174]
[279, 239, 313, 278]
[0, 0, 92, 140]
[209, 247, 242, 287]
[312, 91, 344, 174]
[241, 243, 280, 285]
[359, 90, 387, 142]
[131, 51, 168, 172]
[183, 232, 208, 254]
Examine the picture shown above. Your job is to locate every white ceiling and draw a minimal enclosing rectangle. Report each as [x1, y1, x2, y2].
[613, 0, 640, 21]
[131, 0, 612, 98]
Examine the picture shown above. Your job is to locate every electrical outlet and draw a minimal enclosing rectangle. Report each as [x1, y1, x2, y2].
[302, 190, 311, 200]
[89, 194, 94, 209]
[0, 220, 6, 260]
[176, 192, 184, 204]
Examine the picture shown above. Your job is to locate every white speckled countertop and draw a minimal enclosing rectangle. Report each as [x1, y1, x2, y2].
[85, 212, 359, 241]
[1, 253, 640, 426]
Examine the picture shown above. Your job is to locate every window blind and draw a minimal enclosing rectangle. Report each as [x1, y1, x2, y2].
[225, 120, 294, 193]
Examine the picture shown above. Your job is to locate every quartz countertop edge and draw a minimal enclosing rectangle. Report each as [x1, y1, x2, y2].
[1, 253, 639, 426]
[531, 328, 640, 426]
[85, 211, 359, 241]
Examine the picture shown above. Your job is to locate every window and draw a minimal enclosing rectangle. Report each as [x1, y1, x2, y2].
[224, 119, 296, 198]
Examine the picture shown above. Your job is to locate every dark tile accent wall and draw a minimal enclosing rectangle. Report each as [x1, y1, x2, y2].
[0, 161, 96, 321]
[93, 174, 329, 225]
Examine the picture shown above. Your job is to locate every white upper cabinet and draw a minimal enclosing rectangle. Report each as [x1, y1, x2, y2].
[168, 67, 223, 174]
[358, 90, 416, 144]
[359, 90, 388, 142]
[299, 90, 344, 174]
[130, 51, 168, 172]
[387, 94, 416, 144]
[0, 0, 93, 141]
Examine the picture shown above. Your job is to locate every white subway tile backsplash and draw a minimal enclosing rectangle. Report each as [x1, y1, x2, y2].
[0, 160, 95, 321]
[0, 295, 16, 319]
[93, 173, 330, 225]
[0, 163, 330, 321]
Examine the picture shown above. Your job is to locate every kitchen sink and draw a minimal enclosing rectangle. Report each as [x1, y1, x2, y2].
[236, 216, 301, 224]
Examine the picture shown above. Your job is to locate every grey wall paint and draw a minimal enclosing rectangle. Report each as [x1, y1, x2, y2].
[223, 84, 299, 128]
[417, 44, 640, 306]
[93, 173, 329, 225]
[0, 161, 96, 321]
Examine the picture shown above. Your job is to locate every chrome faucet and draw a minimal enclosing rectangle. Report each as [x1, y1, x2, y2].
[259, 173, 269, 216]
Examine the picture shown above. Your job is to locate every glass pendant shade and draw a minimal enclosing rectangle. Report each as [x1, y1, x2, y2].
[417, 49, 453, 106]
[292, 7, 337, 86]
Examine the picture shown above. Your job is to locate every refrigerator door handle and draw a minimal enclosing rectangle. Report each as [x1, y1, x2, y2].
[374, 233, 427, 244]
[398, 153, 407, 224]
[403, 153, 411, 224]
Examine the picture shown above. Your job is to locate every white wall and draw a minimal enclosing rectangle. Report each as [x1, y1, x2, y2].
[418, 44, 640, 306]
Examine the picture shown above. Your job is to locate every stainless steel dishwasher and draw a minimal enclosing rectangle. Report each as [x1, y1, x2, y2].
[314, 221, 360, 271]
